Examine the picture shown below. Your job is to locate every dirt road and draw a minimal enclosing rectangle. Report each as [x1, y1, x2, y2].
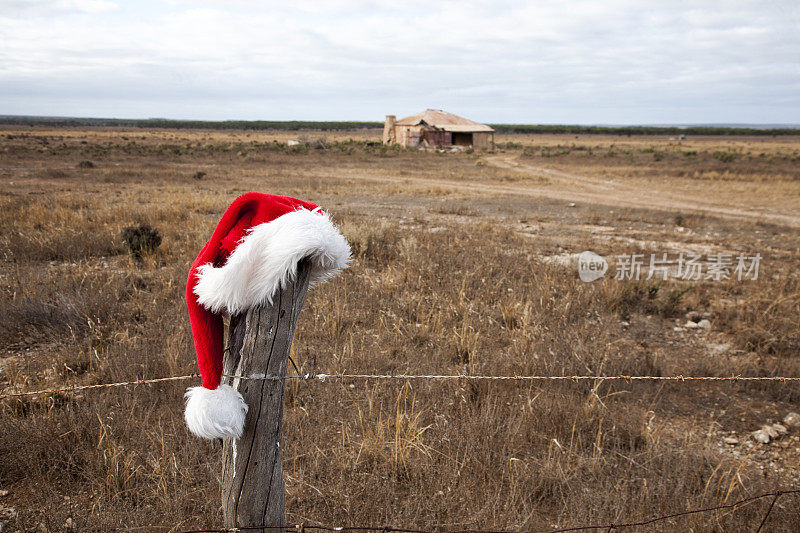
[484, 154, 800, 228]
[331, 153, 800, 228]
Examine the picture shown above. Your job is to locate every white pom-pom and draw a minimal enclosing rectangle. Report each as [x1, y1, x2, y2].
[184, 384, 248, 439]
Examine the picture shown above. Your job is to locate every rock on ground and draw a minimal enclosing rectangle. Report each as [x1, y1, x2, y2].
[784, 412, 800, 427]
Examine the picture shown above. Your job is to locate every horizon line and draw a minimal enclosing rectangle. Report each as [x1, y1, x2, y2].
[2, 114, 800, 129]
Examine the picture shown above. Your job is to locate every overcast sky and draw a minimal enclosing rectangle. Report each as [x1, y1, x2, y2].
[1, 0, 799, 124]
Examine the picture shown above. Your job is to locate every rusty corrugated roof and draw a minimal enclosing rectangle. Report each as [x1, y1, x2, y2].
[394, 109, 494, 132]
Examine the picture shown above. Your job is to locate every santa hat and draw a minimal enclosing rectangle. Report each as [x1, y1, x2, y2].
[184, 192, 350, 439]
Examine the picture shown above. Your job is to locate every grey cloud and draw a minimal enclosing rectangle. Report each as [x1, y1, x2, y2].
[0, 1, 798, 123]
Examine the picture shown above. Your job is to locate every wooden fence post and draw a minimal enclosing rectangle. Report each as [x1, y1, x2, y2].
[221, 259, 312, 530]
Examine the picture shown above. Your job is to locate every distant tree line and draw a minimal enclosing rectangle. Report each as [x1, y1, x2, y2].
[1, 116, 797, 136]
[0, 116, 385, 131]
[489, 124, 800, 136]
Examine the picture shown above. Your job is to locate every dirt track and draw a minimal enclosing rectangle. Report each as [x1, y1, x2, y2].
[484, 154, 800, 228]
[336, 154, 800, 229]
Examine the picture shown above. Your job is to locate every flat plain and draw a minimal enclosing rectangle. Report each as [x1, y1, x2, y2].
[1, 126, 799, 531]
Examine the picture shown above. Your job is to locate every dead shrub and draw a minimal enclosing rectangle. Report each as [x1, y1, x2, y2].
[602, 281, 690, 319]
[121, 224, 162, 258]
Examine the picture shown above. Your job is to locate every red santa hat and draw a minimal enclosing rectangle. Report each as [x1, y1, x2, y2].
[184, 192, 350, 439]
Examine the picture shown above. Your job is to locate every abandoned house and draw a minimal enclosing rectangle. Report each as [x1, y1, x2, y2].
[383, 109, 495, 150]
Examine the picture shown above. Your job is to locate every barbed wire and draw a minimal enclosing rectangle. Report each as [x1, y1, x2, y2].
[299, 373, 800, 383]
[175, 488, 798, 532]
[0, 374, 199, 399]
[2, 371, 800, 400]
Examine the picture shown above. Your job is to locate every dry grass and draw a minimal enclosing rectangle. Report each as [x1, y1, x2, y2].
[1, 127, 799, 531]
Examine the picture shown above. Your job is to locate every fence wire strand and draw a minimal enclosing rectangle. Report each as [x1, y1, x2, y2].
[2, 371, 800, 400]
[0, 374, 200, 399]
[174, 489, 798, 532]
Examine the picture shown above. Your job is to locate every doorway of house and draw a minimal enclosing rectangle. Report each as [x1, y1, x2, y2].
[452, 132, 473, 146]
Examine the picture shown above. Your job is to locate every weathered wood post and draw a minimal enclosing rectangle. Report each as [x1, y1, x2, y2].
[221, 259, 312, 530]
